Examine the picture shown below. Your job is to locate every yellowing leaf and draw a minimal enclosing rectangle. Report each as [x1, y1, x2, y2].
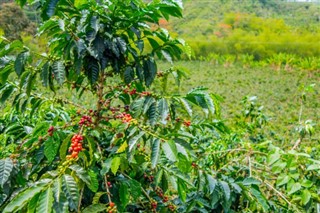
[116, 141, 128, 153]
[111, 157, 121, 175]
[74, 0, 87, 8]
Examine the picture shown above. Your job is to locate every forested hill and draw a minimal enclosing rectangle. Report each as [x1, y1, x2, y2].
[169, 0, 320, 39]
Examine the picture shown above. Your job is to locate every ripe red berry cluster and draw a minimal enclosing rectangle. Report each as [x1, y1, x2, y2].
[79, 115, 92, 127]
[123, 87, 151, 97]
[107, 181, 112, 188]
[168, 203, 176, 212]
[144, 173, 154, 182]
[48, 126, 54, 136]
[115, 113, 132, 123]
[191, 162, 197, 168]
[157, 71, 164, 77]
[183, 120, 191, 127]
[106, 202, 116, 213]
[141, 91, 151, 96]
[110, 107, 120, 114]
[129, 88, 137, 95]
[155, 187, 169, 202]
[151, 200, 157, 211]
[67, 134, 83, 159]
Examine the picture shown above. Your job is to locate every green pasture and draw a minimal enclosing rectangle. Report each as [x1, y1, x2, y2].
[158, 61, 320, 142]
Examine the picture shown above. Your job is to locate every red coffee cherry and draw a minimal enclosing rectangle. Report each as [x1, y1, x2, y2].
[67, 134, 84, 159]
[48, 126, 54, 136]
[79, 115, 92, 127]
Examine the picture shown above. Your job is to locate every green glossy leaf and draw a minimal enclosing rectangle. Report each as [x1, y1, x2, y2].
[179, 98, 192, 117]
[42, 0, 59, 20]
[92, 192, 107, 204]
[116, 37, 127, 54]
[147, 101, 157, 126]
[124, 66, 134, 85]
[1, 84, 15, 104]
[128, 131, 145, 152]
[69, 164, 91, 186]
[151, 138, 161, 169]
[128, 179, 142, 200]
[52, 60, 65, 85]
[161, 50, 172, 63]
[52, 193, 68, 213]
[27, 193, 40, 213]
[307, 164, 320, 171]
[41, 62, 50, 87]
[206, 174, 217, 194]
[250, 187, 269, 211]
[301, 190, 311, 205]
[90, 35, 105, 60]
[143, 57, 157, 87]
[0, 64, 13, 84]
[52, 177, 62, 202]
[231, 183, 242, 194]
[147, 37, 160, 50]
[36, 187, 54, 213]
[0, 158, 13, 187]
[84, 57, 100, 85]
[120, 183, 129, 208]
[130, 97, 145, 117]
[177, 153, 191, 173]
[3, 185, 46, 213]
[177, 178, 187, 202]
[26, 73, 36, 96]
[288, 182, 301, 195]
[62, 174, 79, 211]
[219, 181, 230, 201]
[44, 137, 60, 163]
[88, 170, 99, 192]
[59, 134, 72, 161]
[268, 151, 280, 166]
[276, 175, 290, 187]
[143, 96, 156, 114]
[242, 177, 261, 186]
[136, 63, 144, 82]
[301, 179, 313, 188]
[162, 140, 177, 162]
[82, 203, 106, 213]
[158, 98, 169, 124]
[101, 158, 112, 175]
[14, 51, 29, 76]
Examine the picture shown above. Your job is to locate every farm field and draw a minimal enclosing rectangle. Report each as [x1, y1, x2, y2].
[159, 61, 319, 135]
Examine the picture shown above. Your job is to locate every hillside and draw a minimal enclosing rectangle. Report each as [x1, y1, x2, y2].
[171, 0, 320, 39]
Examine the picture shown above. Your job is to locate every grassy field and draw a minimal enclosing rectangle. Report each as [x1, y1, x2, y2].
[158, 61, 320, 142]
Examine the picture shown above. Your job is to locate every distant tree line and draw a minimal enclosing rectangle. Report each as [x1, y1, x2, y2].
[0, 2, 36, 40]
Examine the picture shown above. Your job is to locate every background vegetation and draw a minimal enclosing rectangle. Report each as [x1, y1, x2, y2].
[167, 0, 320, 60]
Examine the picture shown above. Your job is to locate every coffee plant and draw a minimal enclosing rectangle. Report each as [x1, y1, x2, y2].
[0, 0, 319, 212]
